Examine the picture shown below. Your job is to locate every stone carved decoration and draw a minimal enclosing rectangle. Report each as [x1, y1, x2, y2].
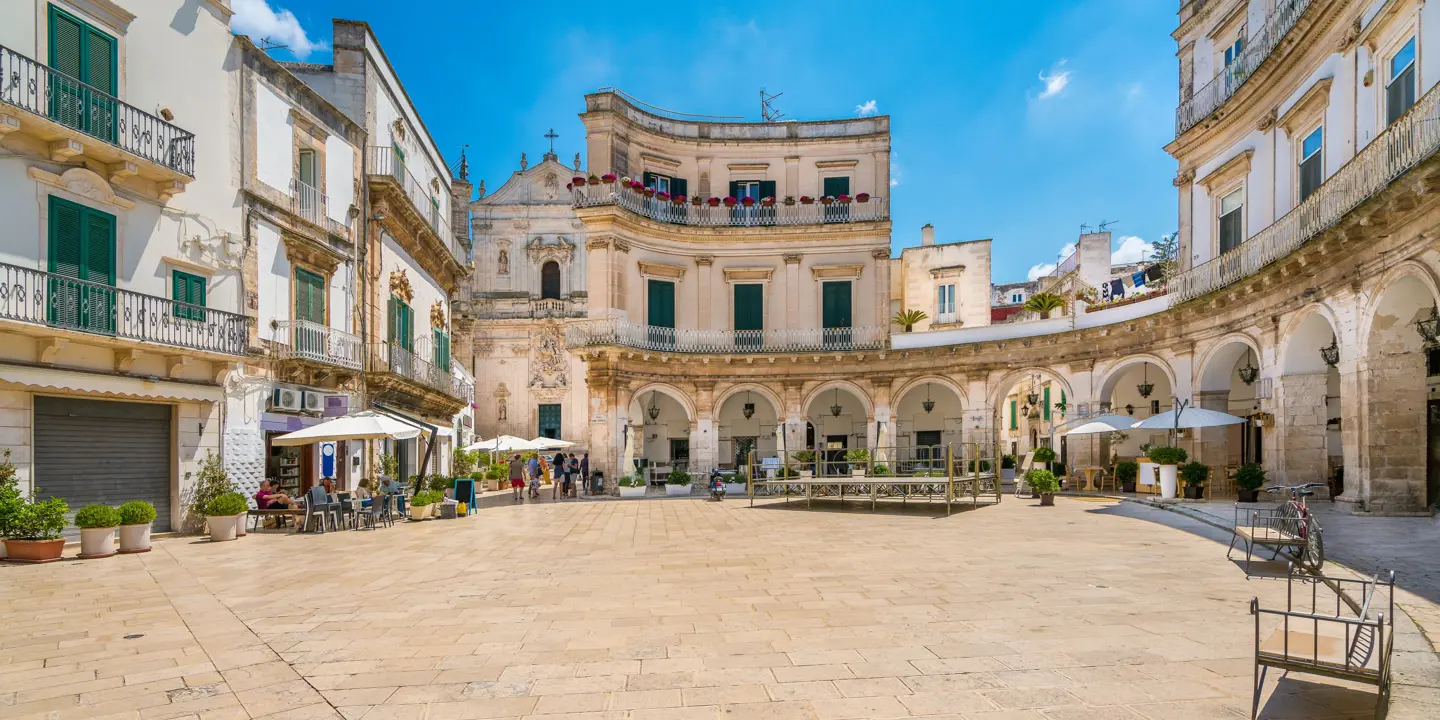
[1336, 17, 1362, 53]
[1173, 168, 1196, 187]
[392, 120, 406, 142]
[528, 326, 569, 389]
[526, 235, 575, 263]
[520, 152, 528, 170]
[574, 153, 582, 171]
[389, 268, 414, 303]
[543, 173, 560, 200]
[497, 249, 509, 275]
[28, 167, 135, 210]
[1256, 108, 1278, 132]
[495, 382, 510, 422]
[430, 301, 446, 330]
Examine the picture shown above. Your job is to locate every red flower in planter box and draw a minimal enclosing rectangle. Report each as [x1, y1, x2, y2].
[799, 196, 814, 205]
[741, 196, 756, 207]
[820, 195, 835, 205]
[572, 176, 587, 186]
[691, 196, 703, 206]
[837, 194, 852, 204]
[643, 187, 656, 197]
[656, 191, 669, 201]
[855, 192, 870, 203]
[601, 173, 617, 183]
[707, 197, 721, 207]
[630, 181, 645, 191]
[673, 194, 688, 205]
[723, 196, 739, 207]
[566, 183, 573, 191]
[761, 196, 776, 207]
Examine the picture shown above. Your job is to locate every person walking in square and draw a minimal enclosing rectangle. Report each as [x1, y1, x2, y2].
[581, 452, 590, 494]
[508, 454, 524, 501]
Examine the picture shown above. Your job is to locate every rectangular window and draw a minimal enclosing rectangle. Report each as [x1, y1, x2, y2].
[1218, 187, 1244, 255]
[172, 270, 207, 321]
[47, 195, 116, 335]
[733, 283, 763, 350]
[1298, 126, 1323, 203]
[47, 5, 117, 142]
[730, 181, 761, 200]
[936, 284, 955, 315]
[1010, 400, 1017, 430]
[295, 268, 326, 324]
[1223, 36, 1244, 67]
[298, 150, 316, 187]
[1011, 293, 1023, 303]
[822, 177, 850, 197]
[1388, 37, 1417, 126]
[643, 171, 672, 194]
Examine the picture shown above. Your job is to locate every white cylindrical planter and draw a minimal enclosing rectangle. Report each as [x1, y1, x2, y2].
[207, 515, 238, 541]
[118, 524, 152, 553]
[1159, 464, 1179, 499]
[234, 511, 248, 537]
[665, 483, 692, 497]
[79, 527, 117, 558]
[619, 485, 646, 498]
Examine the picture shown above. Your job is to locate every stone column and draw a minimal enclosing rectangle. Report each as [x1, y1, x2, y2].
[1276, 374, 1329, 485]
[1363, 350, 1427, 512]
[1195, 390, 1231, 468]
[696, 256, 714, 331]
[872, 249, 891, 331]
[784, 254, 802, 331]
[1337, 356, 1364, 507]
[694, 381, 717, 472]
[585, 237, 612, 319]
[871, 377, 894, 457]
[612, 239, 632, 320]
[782, 380, 806, 452]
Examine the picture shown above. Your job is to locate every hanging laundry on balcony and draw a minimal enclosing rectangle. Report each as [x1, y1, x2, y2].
[1132, 271, 1146, 288]
[1109, 279, 1126, 300]
[1145, 265, 1164, 283]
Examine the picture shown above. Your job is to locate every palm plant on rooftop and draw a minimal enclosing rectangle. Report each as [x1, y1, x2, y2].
[893, 309, 928, 332]
[1023, 292, 1067, 319]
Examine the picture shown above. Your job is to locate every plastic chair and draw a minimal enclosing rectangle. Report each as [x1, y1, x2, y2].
[302, 487, 333, 533]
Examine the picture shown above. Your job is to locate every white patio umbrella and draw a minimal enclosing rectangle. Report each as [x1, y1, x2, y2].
[463, 435, 543, 452]
[530, 437, 576, 450]
[1130, 404, 1246, 430]
[271, 410, 422, 446]
[1063, 414, 1141, 436]
[874, 422, 890, 464]
[620, 425, 637, 479]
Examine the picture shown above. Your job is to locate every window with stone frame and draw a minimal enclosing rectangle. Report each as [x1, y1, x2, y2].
[1297, 125, 1323, 203]
[1217, 186, 1245, 256]
[1387, 36, 1417, 126]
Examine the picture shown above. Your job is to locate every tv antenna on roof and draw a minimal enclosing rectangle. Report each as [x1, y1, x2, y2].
[1098, 219, 1119, 232]
[257, 38, 289, 53]
[1079, 223, 1091, 233]
[761, 89, 785, 122]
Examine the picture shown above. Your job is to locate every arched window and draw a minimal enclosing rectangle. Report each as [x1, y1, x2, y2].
[540, 261, 561, 299]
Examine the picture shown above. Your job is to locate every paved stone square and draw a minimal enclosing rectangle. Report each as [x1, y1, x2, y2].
[1, 496, 1436, 720]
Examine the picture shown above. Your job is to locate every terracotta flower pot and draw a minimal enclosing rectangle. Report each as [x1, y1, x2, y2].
[707, 198, 720, 207]
[800, 197, 814, 205]
[207, 515, 238, 542]
[118, 524, 152, 554]
[79, 527, 117, 558]
[1039, 493, 1055, 506]
[3, 538, 65, 563]
[1237, 488, 1260, 503]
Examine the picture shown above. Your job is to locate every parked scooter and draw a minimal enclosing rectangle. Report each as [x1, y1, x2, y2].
[709, 472, 727, 502]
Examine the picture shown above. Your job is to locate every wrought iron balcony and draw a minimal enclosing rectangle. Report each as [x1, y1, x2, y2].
[272, 319, 362, 370]
[1173, 80, 1440, 303]
[288, 179, 350, 238]
[367, 342, 465, 400]
[567, 318, 887, 353]
[0, 261, 246, 355]
[1175, 0, 1312, 136]
[365, 146, 462, 264]
[572, 183, 889, 227]
[471, 297, 586, 320]
[0, 44, 195, 177]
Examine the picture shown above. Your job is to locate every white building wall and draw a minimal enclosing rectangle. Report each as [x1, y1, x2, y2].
[381, 231, 447, 337]
[255, 81, 294, 192]
[256, 218, 289, 343]
[325, 136, 355, 224]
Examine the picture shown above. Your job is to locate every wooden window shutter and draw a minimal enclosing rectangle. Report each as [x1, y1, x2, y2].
[671, 177, 688, 198]
[49, 197, 84, 279]
[759, 180, 776, 199]
[728, 181, 740, 198]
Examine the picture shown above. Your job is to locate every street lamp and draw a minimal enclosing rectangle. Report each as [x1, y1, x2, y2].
[1237, 348, 1259, 385]
[922, 383, 935, 414]
[1136, 364, 1154, 399]
[647, 392, 660, 421]
[1416, 304, 1440, 349]
[742, 390, 754, 419]
[1320, 335, 1340, 368]
[830, 388, 843, 418]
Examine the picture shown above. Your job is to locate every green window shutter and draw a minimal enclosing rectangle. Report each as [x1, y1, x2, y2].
[399, 303, 413, 351]
[295, 269, 325, 324]
[49, 197, 84, 279]
[48, 7, 117, 141]
[387, 296, 399, 343]
[728, 181, 740, 198]
[823, 177, 850, 197]
[173, 271, 207, 320]
[83, 211, 114, 285]
[759, 180, 776, 199]
[1043, 387, 1051, 421]
[85, 27, 116, 94]
[671, 177, 688, 198]
[647, 280, 675, 328]
[734, 284, 763, 331]
[434, 330, 450, 369]
[642, 171, 656, 188]
[1010, 400, 1017, 430]
[821, 281, 852, 328]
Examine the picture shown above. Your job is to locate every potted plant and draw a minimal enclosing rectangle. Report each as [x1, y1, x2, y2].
[117, 500, 157, 553]
[665, 468, 692, 496]
[671, 193, 686, 205]
[1000, 454, 1016, 480]
[618, 474, 646, 498]
[837, 194, 852, 204]
[408, 490, 441, 520]
[820, 195, 835, 205]
[572, 176, 586, 186]
[783, 196, 796, 206]
[966, 460, 991, 474]
[586, 173, 600, 184]
[792, 450, 816, 478]
[601, 173, 617, 184]
[845, 449, 870, 478]
[799, 196, 814, 205]
[1146, 446, 1188, 499]
[75, 504, 120, 559]
[723, 196, 738, 207]
[761, 196, 775, 207]
[1032, 447, 1056, 466]
[0, 448, 19, 559]
[707, 197, 721, 207]
[484, 464, 507, 492]
[893, 309, 928, 332]
[1179, 462, 1209, 500]
[204, 492, 246, 541]
[2, 495, 68, 563]
[1115, 461, 1139, 493]
[1023, 292, 1067, 320]
[739, 196, 755, 207]
[872, 464, 891, 477]
[1235, 463, 1267, 503]
[1025, 469, 1061, 506]
[855, 192, 870, 203]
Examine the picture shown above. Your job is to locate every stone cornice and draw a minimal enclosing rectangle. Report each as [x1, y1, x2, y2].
[1277, 77, 1333, 136]
[638, 260, 687, 280]
[721, 267, 776, 283]
[1197, 150, 1253, 190]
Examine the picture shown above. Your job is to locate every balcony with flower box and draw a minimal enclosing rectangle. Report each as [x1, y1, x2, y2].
[571, 179, 888, 228]
[0, 44, 195, 194]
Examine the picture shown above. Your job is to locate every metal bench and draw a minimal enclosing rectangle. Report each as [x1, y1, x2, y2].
[1250, 567, 1395, 719]
[248, 508, 302, 532]
[1228, 505, 1310, 576]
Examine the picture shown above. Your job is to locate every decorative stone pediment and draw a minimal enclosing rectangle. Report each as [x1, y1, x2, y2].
[1277, 78, 1333, 136]
[29, 167, 135, 210]
[1197, 150, 1253, 191]
[722, 267, 775, 283]
[389, 268, 414, 303]
[430, 301, 446, 329]
[526, 235, 575, 263]
[638, 260, 686, 280]
[810, 263, 864, 281]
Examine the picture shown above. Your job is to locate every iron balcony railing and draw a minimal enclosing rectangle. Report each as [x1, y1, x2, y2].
[0, 261, 246, 355]
[288, 179, 349, 237]
[451, 359, 475, 405]
[1173, 80, 1440, 303]
[0, 44, 196, 177]
[567, 318, 887, 353]
[367, 342, 466, 400]
[1176, 0, 1312, 136]
[272, 319, 362, 370]
[472, 297, 586, 320]
[572, 184, 889, 227]
[365, 146, 462, 263]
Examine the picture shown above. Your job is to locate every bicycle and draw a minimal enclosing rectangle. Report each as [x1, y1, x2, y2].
[1263, 482, 1325, 573]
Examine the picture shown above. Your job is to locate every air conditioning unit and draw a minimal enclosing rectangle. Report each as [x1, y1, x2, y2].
[271, 388, 302, 412]
[302, 392, 326, 413]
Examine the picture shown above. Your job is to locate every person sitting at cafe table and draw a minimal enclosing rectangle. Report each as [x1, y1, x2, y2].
[254, 480, 294, 528]
[355, 478, 374, 508]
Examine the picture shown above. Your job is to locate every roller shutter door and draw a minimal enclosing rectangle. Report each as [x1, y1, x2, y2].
[34, 397, 172, 531]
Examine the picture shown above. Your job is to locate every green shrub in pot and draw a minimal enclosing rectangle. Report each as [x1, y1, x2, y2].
[117, 500, 158, 554]
[75, 504, 121, 559]
[1145, 446, 1188, 465]
[1115, 461, 1139, 492]
[1024, 469, 1060, 505]
[1235, 463, 1267, 502]
[666, 468, 692, 485]
[1032, 447, 1056, 464]
[119, 500, 157, 526]
[205, 493, 247, 517]
[75, 504, 120, 529]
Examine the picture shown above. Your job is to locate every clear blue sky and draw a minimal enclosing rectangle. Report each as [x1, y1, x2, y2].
[236, 0, 1179, 283]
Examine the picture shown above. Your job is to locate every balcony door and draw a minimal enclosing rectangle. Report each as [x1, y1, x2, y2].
[47, 196, 115, 335]
[647, 279, 675, 349]
[734, 284, 763, 350]
[48, 6, 117, 143]
[293, 269, 326, 357]
[538, 404, 562, 440]
[821, 281, 852, 349]
[822, 177, 850, 221]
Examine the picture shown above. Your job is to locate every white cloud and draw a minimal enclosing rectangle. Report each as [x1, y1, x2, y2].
[855, 100, 879, 117]
[232, 0, 328, 60]
[1037, 60, 1071, 99]
[1112, 235, 1155, 264]
[1027, 263, 1057, 281]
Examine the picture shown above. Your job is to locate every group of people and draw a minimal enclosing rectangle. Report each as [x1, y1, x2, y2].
[507, 451, 589, 501]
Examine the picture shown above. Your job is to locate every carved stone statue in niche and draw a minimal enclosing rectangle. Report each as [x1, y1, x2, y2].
[543, 173, 559, 200]
[528, 327, 569, 389]
[495, 382, 510, 422]
[497, 249, 509, 275]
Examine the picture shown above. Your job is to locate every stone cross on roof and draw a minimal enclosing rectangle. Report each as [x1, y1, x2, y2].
[543, 128, 559, 162]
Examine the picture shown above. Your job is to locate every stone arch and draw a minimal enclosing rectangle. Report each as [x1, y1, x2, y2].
[1279, 304, 1340, 376]
[714, 383, 785, 417]
[1196, 332, 1264, 392]
[1356, 260, 1440, 358]
[893, 374, 969, 409]
[1095, 354, 1178, 402]
[987, 366, 1074, 414]
[803, 379, 875, 419]
[628, 382, 696, 421]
